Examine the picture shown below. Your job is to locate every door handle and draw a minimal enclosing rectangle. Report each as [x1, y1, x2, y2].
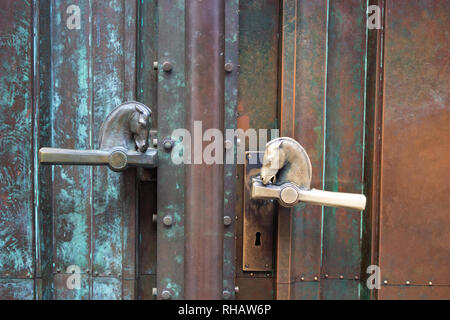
[39, 101, 157, 171]
[39, 147, 157, 171]
[251, 137, 366, 211]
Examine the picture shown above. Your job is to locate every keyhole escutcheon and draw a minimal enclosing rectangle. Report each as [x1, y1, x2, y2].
[255, 232, 261, 246]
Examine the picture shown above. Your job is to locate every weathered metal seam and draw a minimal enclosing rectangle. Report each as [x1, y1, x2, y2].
[156, 0, 186, 300]
[320, 0, 331, 284]
[88, 0, 94, 300]
[358, 0, 370, 300]
[32, 0, 40, 299]
[223, 0, 239, 300]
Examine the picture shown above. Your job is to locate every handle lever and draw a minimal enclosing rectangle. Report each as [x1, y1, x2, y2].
[251, 179, 366, 211]
[39, 147, 157, 172]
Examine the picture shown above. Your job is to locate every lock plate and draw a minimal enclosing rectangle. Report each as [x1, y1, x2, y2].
[243, 151, 275, 272]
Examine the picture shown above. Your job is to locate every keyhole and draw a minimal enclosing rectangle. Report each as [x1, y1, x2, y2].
[255, 232, 261, 246]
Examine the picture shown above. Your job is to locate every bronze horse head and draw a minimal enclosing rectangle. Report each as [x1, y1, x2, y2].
[260, 137, 312, 189]
[98, 101, 152, 153]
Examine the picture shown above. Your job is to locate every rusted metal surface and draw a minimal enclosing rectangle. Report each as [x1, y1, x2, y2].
[234, 277, 273, 300]
[235, 0, 280, 300]
[185, 0, 225, 300]
[277, 0, 328, 300]
[277, 0, 367, 300]
[223, 0, 239, 300]
[0, 0, 35, 299]
[321, 0, 367, 300]
[0, 0, 143, 300]
[35, 0, 54, 300]
[137, 0, 158, 128]
[138, 274, 156, 300]
[156, 0, 185, 300]
[91, 1, 138, 300]
[377, 0, 450, 299]
[138, 180, 157, 300]
[379, 286, 450, 300]
[362, 0, 385, 300]
[136, 0, 158, 300]
[48, 0, 92, 299]
[0, 280, 34, 300]
[243, 152, 275, 272]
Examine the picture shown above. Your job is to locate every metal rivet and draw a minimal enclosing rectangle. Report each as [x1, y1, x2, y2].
[95, 271, 99, 276]
[222, 290, 231, 300]
[250, 273, 254, 277]
[152, 288, 157, 296]
[56, 268, 61, 273]
[163, 215, 173, 227]
[162, 61, 172, 72]
[224, 63, 233, 72]
[27, 273, 32, 278]
[383, 280, 388, 285]
[339, 275, 344, 280]
[236, 138, 241, 147]
[153, 61, 158, 70]
[265, 264, 269, 268]
[247, 154, 252, 159]
[117, 273, 121, 277]
[300, 276, 305, 281]
[86, 269, 90, 274]
[224, 216, 232, 226]
[405, 280, 410, 285]
[428, 281, 433, 286]
[324, 274, 329, 279]
[161, 290, 171, 300]
[235, 286, 239, 294]
[152, 138, 158, 147]
[224, 140, 233, 150]
[266, 273, 270, 277]
[152, 214, 158, 223]
[354, 275, 359, 280]
[314, 276, 318, 281]
[163, 138, 174, 151]
[108, 272, 112, 276]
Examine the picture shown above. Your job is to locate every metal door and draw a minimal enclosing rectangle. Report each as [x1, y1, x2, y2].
[0, 0, 148, 299]
[0, 0, 448, 300]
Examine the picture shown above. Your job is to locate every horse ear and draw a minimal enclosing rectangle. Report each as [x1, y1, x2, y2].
[278, 140, 284, 149]
[135, 103, 151, 115]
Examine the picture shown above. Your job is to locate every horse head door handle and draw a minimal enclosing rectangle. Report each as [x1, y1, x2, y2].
[251, 137, 366, 211]
[39, 101, 157, 171]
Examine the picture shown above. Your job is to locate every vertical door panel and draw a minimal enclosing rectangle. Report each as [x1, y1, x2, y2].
[377, 0, 450, 298]
[321, 0, 366, 298]
[41, 0, 138, 299]
[137, 0, 158, 300]
[156, 0, 186, 300]
[91, 0, 137, 299]
[278, 0, 328, 300]
[278, 0, 367, 299]
[0, 0, 34, 299]
[223, 0, 239, 299]
[50, 0, 93, 299]
[235, 0, 280, 300]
